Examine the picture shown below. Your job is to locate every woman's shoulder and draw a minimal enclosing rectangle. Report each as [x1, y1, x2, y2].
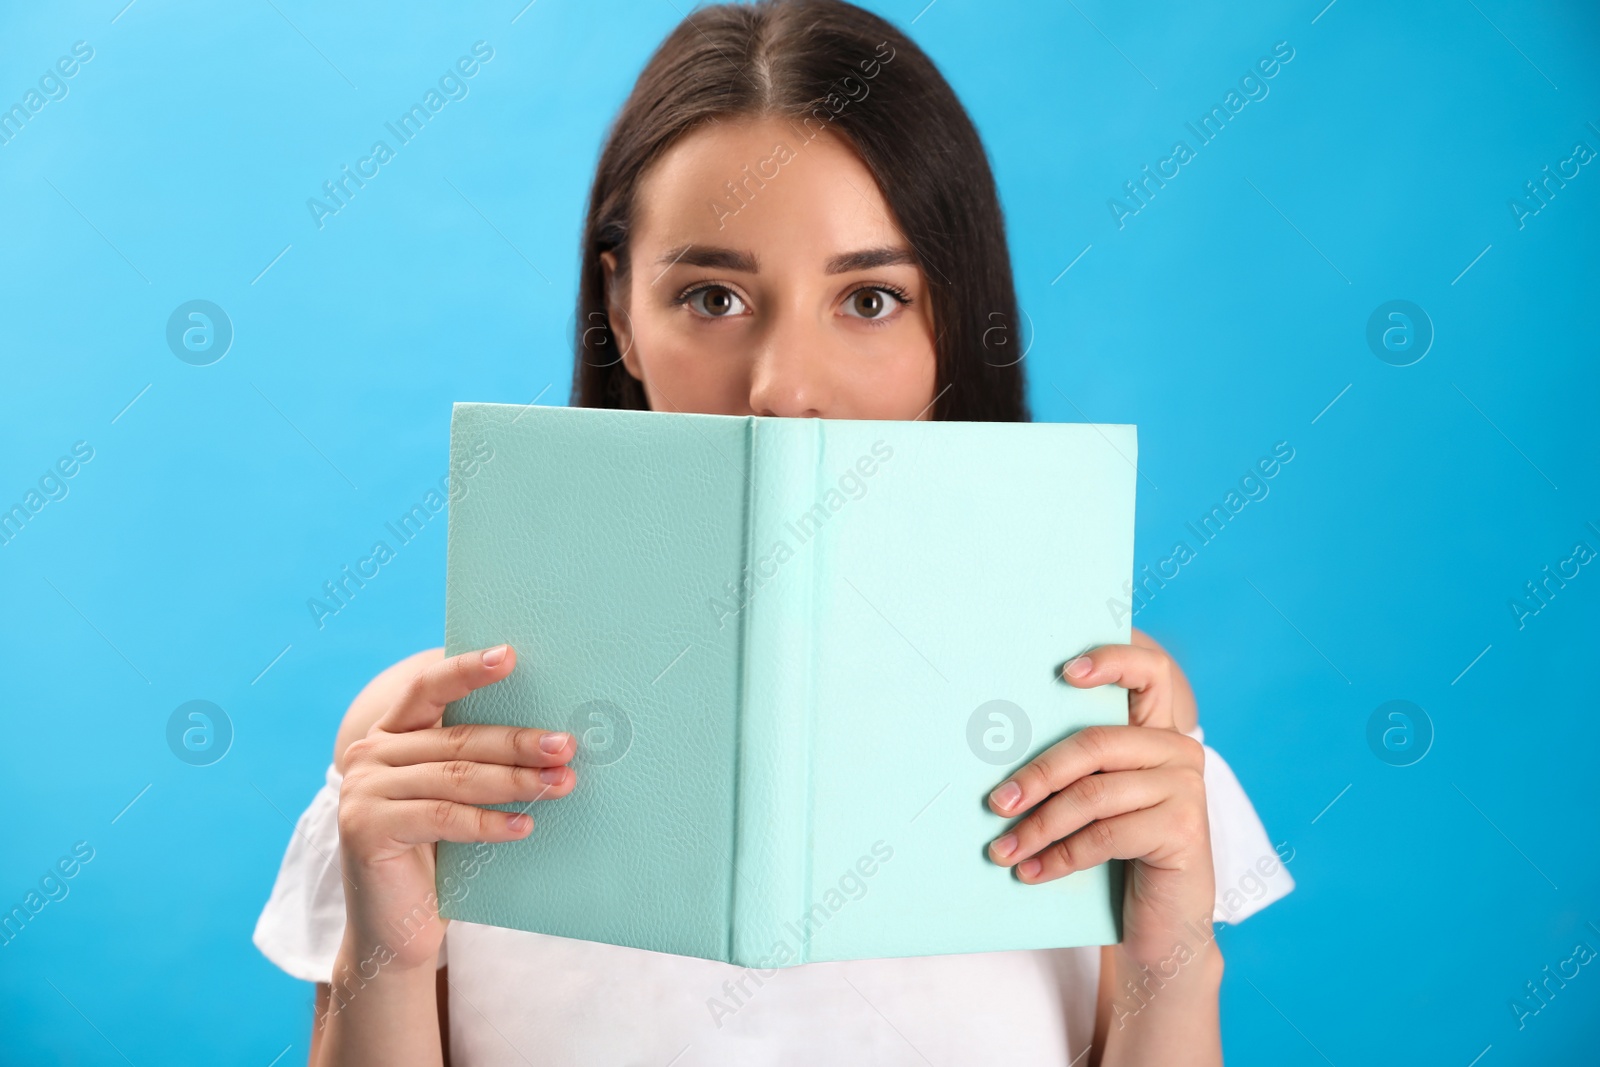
[332, 647, 446, 773]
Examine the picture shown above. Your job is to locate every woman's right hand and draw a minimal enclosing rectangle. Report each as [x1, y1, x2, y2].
[334, 644, 576, 973]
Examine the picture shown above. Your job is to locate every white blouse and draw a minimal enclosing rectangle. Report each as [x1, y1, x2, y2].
[254, 724, 1293, 1065]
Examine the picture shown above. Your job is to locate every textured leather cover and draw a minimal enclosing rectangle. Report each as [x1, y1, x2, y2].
[437, 403, 1137, 967]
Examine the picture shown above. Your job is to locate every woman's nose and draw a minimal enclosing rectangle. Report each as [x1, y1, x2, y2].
[746, 317, 831, 418]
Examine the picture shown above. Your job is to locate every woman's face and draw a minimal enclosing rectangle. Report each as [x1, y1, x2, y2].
[600, 116, 937, 419]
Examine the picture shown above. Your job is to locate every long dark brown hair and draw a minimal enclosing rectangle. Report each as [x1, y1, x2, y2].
[569, 0, 1029, 422]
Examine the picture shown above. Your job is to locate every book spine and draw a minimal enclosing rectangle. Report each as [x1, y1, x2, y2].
[728, 417, 820, 969]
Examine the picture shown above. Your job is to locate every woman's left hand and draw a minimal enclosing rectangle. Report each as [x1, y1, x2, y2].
[984, 628, 1216, 971]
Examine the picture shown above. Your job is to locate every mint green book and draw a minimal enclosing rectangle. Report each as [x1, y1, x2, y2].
[437, 402, 1137, 967]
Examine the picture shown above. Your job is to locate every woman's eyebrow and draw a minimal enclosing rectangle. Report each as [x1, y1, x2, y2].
[824, 246, 917, 274]
[652, 244, 917, 275]
[655, 244, 758, 272]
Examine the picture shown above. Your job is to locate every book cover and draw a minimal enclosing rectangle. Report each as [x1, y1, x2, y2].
[437, 402, 1137, 968]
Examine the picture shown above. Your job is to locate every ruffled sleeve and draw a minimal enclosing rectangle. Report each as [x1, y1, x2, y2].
[1185, 725, 1296, 925]
[252, 762, 448, 982]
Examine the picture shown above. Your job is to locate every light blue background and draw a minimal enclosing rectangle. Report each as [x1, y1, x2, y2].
[2, 1, 1597, 1063]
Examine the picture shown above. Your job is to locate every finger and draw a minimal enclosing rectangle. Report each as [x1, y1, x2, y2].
[1015, 805, 1178, 884]
[1131, 628, 1200, 734]
[988, 725, 1203, 817]
[375, 723, 575, 769]
[1062, 643, 1174, 730]
[989, 768, 1186, 867]
[379, 645, 518, 734]
[369, 798, 538, 847]
[376, 760, 576, 805]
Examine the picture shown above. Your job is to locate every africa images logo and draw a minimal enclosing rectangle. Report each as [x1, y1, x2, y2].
[306, 41, 495, 230]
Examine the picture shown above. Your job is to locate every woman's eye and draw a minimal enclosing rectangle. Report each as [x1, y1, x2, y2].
[685, 285, 747, 318]
[843, 287, 902, 321]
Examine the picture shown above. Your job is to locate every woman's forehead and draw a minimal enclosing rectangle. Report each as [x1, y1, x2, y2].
[633, 116, 908, 268]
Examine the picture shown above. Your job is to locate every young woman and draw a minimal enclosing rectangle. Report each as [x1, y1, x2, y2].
[254, 2, 1293, 1062]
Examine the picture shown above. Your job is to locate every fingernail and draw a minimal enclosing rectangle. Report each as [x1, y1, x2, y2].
[991, 781, 1021, 811]
[508, 813, 532, 832]
[1064, 655, 1092, 679]
[539, 767, 565, 784]
[482, 644, 508, 667]
[990, 833, 1017, 859]
[540, 731, 571, 753]
[1019, 858, 1042, 879]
